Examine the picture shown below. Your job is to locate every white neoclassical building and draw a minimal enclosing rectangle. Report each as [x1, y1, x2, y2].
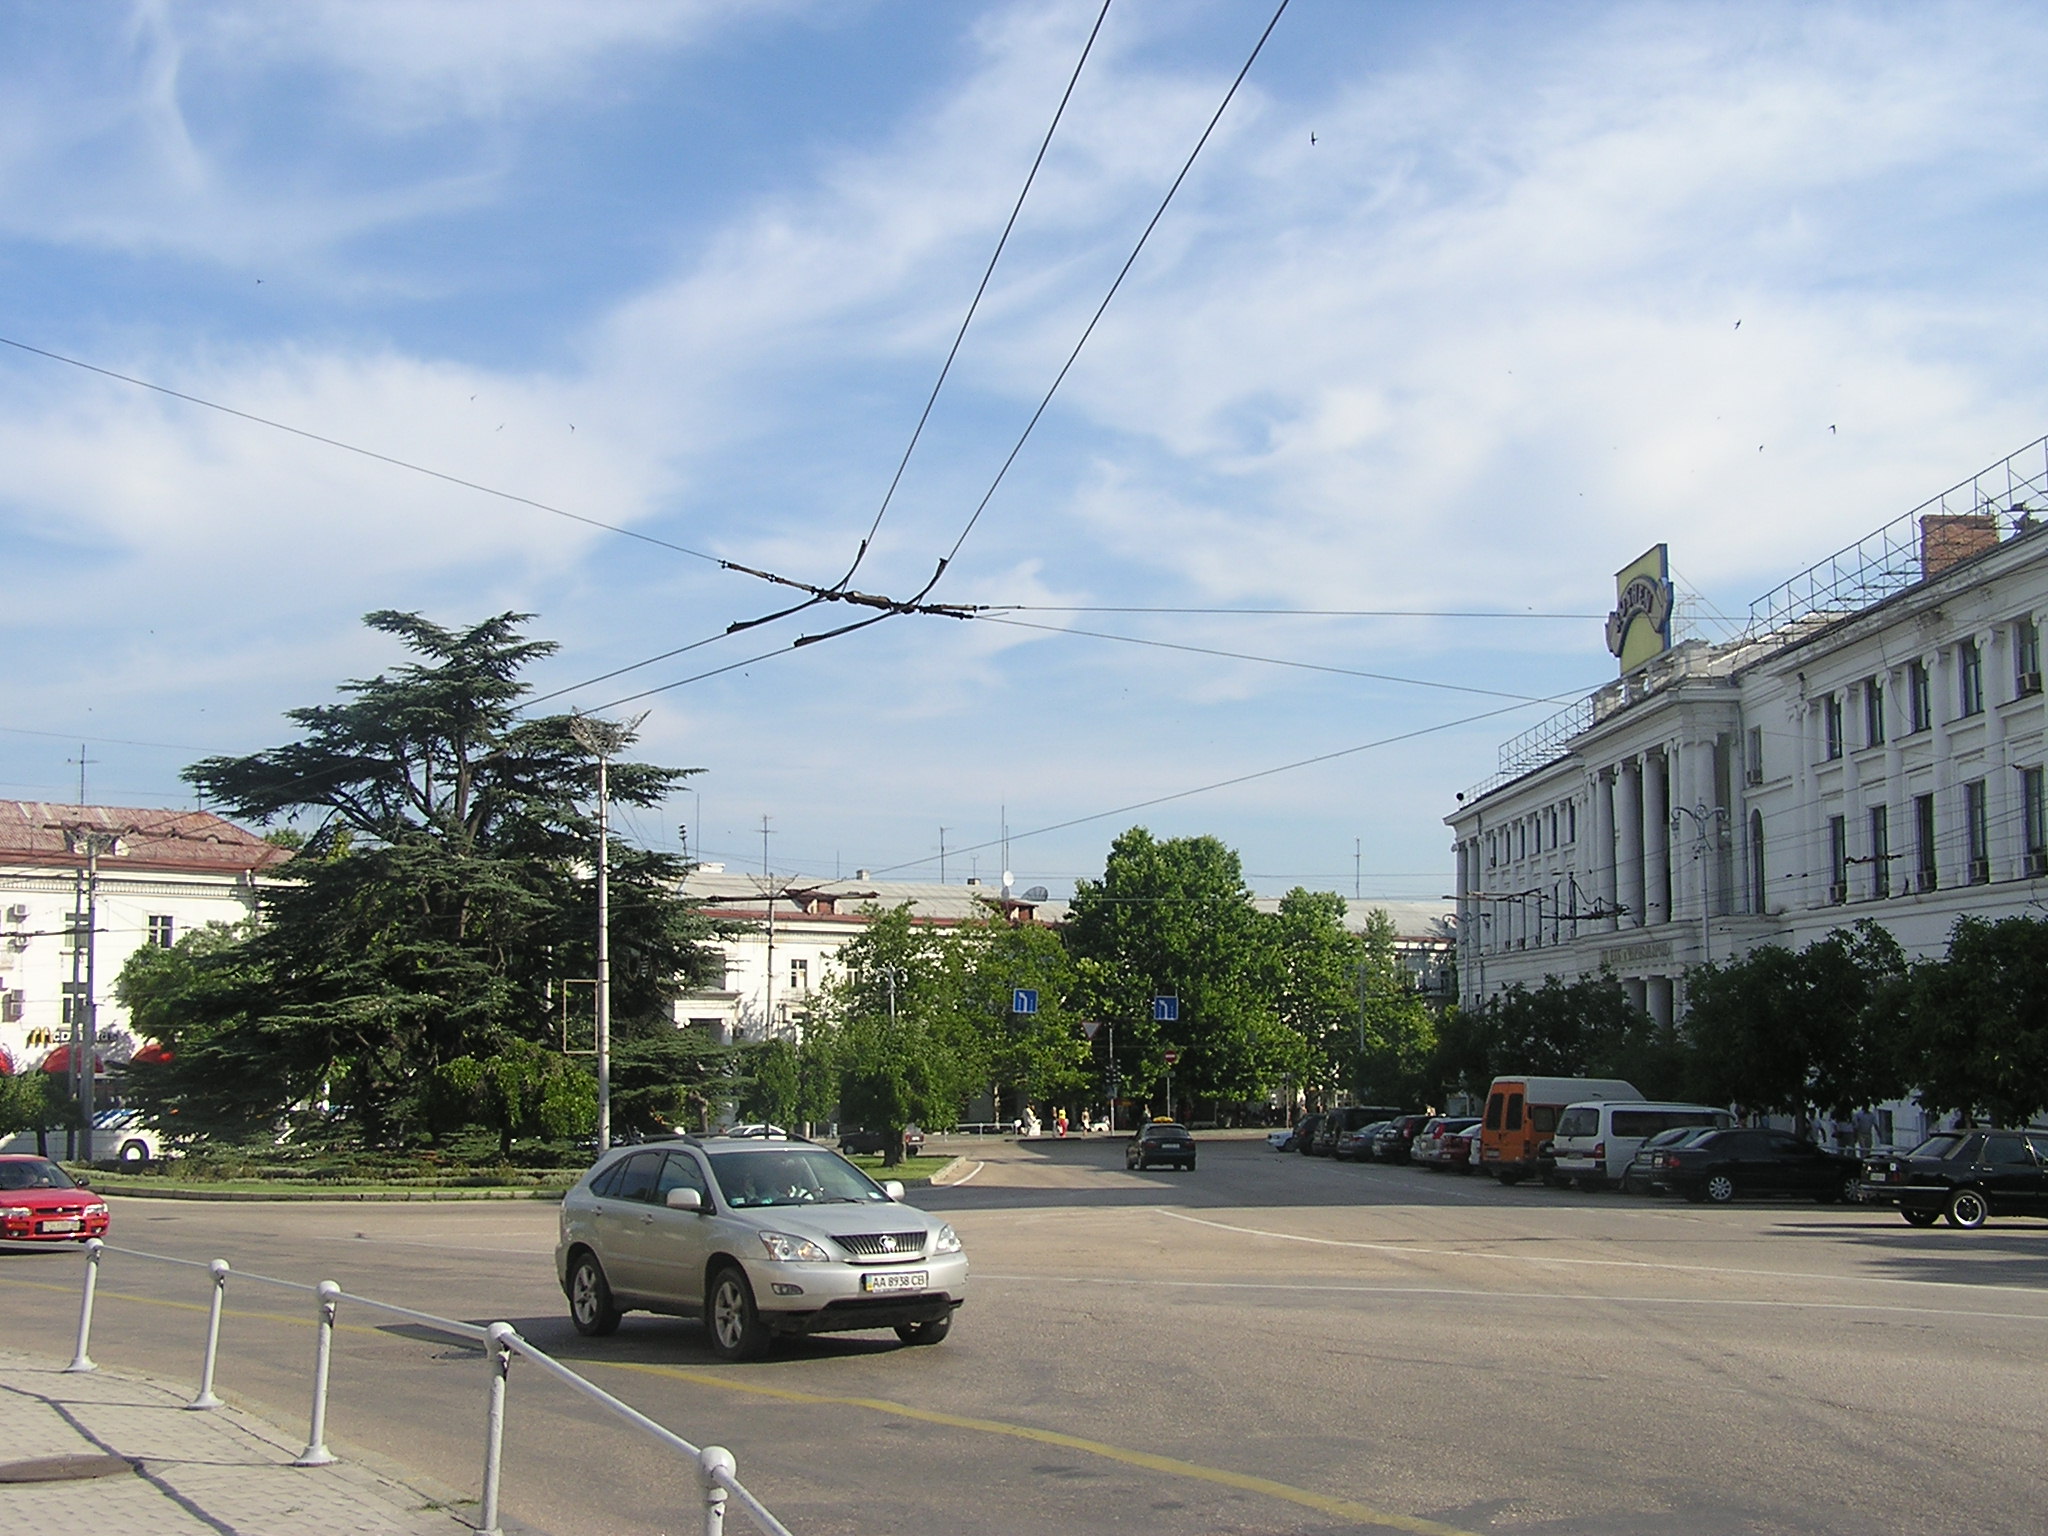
[0, 802, 291, 1074]
[1450, 437, 2048, 1033]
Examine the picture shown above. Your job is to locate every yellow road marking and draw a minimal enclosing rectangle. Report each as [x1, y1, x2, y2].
[0, 1272, 462, 1341]
[592, 1357, 1483, 1536]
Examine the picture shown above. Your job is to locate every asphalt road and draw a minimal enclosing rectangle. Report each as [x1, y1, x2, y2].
[5, 1134, 2047, 1536]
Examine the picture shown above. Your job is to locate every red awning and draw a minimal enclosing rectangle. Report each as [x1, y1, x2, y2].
[131, 1042, 173, 1067]
[0, 1044, 13, 1076]
[38, 1045, 105, 1075]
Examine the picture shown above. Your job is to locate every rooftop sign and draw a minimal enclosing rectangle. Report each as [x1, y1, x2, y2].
[1605, 544, 1673, 673]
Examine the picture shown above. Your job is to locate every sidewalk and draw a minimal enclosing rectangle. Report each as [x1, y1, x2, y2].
[0, 1350, 484, 1536]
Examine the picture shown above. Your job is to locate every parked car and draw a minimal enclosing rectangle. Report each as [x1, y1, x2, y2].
[1294, 1113, 1326, 1156]
[1127, 1120, 1196, 1171]
[0, 1156, 110, 1244]
[1318, 1105, 1400, 1159]
[1413, 1117, 1481, 1171]
[1861, 1129, 2048, 1228]
[838, 1126, 925, 1156]
[1442, 1120, 1482, 1174]
[556, 1131, 965, 1360]
[1619, 1125, 1722, 1195]
[1551, 1101, 1733, 1190]
[1334, 1120, 1390, 1161]
[1371, 1114, 1435, 1164]
[1479, 1076, 1643, 1184]
[1266, 1125, 1299, 1152]
[1660, 1128, 1861, 1205]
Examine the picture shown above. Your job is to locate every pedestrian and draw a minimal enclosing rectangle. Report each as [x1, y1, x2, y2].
[1056, 1108, 1068, 1138]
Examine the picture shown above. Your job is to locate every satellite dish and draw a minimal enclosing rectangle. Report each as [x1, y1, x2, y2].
[1022, 885, 1049, 901]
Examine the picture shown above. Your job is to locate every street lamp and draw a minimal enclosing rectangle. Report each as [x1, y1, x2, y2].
[1671, 803, 1729, 965]
[569, 712, 646, 1156]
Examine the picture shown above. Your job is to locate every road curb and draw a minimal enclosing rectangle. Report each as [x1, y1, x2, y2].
[94, 1184, 567, 1203]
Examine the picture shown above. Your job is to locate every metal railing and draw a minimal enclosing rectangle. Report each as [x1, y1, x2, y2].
[63, 1238, 794, 1536]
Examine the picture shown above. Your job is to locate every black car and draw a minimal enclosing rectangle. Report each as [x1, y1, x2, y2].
[1619, 1125, 1720, 1195]
[1660, 1128, 1860, 1204]
[1370, 1114, 1434, 1165]
[1862, 1129, 2048, 1229]
[1127, 1120, 1196, 1171]
[1294, 1113, 1326, 1156]
[1326, 1105, 1402, 1160]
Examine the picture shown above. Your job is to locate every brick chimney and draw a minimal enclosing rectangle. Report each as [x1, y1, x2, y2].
[1921, 513, 1999, 579]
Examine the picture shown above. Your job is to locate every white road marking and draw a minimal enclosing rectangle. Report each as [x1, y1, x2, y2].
[1151, 1207, 2048, 1297]
[975, 1270, 2048, 1323]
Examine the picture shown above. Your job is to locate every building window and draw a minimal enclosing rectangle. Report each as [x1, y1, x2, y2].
[1487, 833, 1497, 869]
[1965, 779, 1990, 884]
[1868, 804, 1890, 899]
[1547, 807, 1558, 849]
[1745, 727, 1764, 786]
[1749, 810, 1766, 913]
[1827, 816, 1848, 905]
[1823, 695, 1844, 760]
[1915, 793, 1938, 891]
[147, 915, 175, 949]
[1864, 678, 1886, 747]
[0, 992, 19, 1023]
[1909, 659, 1931, 733]
[1959, 639, 1984, 717]
[61, 982, 86, 1026]
[2018, 619, 2042, 698]
[1565, 800, 1577, 843]
[60, 913, 87, 953]
[789, 957, 808, 993]
[2024, 767, 2047, 878]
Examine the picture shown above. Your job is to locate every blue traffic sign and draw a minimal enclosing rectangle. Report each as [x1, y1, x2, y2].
[1012, 988, 1039, 1015]
[1151, 995, 1179, 1022]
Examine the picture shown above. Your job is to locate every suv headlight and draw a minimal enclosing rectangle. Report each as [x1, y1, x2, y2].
[932, 1223, 962, 1255]
[756, 1232, 831, 1263]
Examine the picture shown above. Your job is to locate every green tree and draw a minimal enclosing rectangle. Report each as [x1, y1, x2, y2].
[826, 906, 982, 1164]
[1352, 908, 1438, 1105]
[1065, 828, 1275, 1117]
[955, 911, 1090, 1122]
[1262, 889, 1358, 1102]
[738, 1033, 839, 1131]
[1899, 915, 2048, 1127]
[0, 1070, 79, 1158]
[1683, 922, 1906, 1118]
[432, 1038, 597, 1159]
[127, 610, 719, 1146]
[1460, 971, 1667, 1095]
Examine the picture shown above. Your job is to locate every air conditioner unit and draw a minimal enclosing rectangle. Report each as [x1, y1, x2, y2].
[2, 992, 24, 1023]
[5, 935, 26, 953]
[2027, 850, 2048, 879]
[4, 904, 25, 923]
[2022, 671, 2044, 697]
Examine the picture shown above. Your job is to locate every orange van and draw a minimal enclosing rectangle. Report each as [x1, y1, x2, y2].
[1479, 1075, 1642, 1184]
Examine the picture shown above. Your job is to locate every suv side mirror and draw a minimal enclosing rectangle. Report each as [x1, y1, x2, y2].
[665, 1187, 703, 1211]
[881, 1180, 905, 1201]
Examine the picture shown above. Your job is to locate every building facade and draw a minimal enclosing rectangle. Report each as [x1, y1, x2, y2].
[0, 803, 291, 1074]
[1450, 439, 2048, 1040]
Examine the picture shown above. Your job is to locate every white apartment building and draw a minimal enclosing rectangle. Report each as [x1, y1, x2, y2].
[1450, 438, 2048, 1036]
[0, 802, 291, 1074]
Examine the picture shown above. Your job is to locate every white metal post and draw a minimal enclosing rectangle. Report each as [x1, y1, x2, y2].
[66, 1237, 102, 1372]
[698, 1445, 736, 1536]
[189, 1259, 230, 1409]
[595, 751, 611, 1155]
[478, 1322, 515, 1536]
[295, 1280, 341, 1466]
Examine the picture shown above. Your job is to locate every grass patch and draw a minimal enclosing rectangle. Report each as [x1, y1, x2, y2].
[82, 1165, 576, 1194]
[838, 1153, 957, 1183]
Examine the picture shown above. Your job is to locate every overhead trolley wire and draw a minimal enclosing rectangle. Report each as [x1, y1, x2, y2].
[0, 335, 725, 567]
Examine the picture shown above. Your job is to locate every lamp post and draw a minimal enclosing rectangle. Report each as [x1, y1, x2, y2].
[1671, 803, 1728, 966]
[569, 713, 646, 1155]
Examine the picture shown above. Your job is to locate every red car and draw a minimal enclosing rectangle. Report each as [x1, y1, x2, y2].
[0, 1156, 109, 1243]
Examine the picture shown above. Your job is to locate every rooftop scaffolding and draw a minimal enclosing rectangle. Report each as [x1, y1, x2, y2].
[1744, 435, 2048, 638]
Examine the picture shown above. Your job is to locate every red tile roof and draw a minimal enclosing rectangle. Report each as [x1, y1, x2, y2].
[0, 802, 292, 876]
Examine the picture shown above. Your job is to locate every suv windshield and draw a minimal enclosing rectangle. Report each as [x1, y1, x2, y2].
[706, 1147, 890, 1209]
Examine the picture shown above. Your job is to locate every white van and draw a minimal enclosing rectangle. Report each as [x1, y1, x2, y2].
[1551, 1101, 1733, 1189]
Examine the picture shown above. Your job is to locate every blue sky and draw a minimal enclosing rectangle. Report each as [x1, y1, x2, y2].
[7, 0, 2048, 900]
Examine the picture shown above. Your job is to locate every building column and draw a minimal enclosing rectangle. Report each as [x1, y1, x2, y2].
[1619, 757, 1645, 928]
[1645, 974, 1674, 1029]
[1594, 768, 1618, 932]
[1645, 749, 1671, 926]
[1687, 738, 1720, 917]
[1624, 975, 1648, 1015]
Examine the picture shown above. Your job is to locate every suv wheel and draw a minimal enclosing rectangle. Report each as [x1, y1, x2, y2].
[895, 1314, 952, 1346]
[707, 1265, 771, 1361]
[1945, 1188, 1990, 1230]
[568, 1253, 620, 1337]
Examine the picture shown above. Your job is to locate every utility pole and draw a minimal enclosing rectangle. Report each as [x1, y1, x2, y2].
[569, 713, 645, 1155]
[938, 827, 948, 886]
[761, 815, 775, 1040]
[62, 827, 117, 1161]
[1354, 837, 1361, 900]
[1672, 803, 1728, 966]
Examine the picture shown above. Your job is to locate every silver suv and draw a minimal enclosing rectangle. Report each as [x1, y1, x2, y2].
[555, 1134, 968, 1361]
